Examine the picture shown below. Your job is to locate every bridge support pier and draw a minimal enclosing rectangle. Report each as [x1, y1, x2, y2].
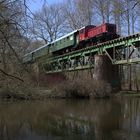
[93, 55, 120, 91]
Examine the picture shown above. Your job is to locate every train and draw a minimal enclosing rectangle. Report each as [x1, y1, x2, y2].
[23, 23, 119, 63]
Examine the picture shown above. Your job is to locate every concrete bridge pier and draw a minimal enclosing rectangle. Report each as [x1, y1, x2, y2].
[93, 55, 120, 91]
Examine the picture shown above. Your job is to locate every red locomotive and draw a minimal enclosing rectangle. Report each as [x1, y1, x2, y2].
[78, 23, 118, 46]
[79, 25, 96, 41]
[52, 23, 119, 55]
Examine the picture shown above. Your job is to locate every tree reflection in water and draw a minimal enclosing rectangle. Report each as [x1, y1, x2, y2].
[0, 97, 139, 140]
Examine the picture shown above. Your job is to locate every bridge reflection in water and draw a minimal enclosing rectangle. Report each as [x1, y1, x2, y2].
[0, 97, 140, 140]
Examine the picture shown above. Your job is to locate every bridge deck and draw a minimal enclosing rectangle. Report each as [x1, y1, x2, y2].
[42, 33, 140, 73]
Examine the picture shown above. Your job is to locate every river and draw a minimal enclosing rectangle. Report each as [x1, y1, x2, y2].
[0, 97, 140, 140]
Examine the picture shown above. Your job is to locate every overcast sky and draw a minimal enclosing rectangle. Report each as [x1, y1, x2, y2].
[28, 0, 62, 12]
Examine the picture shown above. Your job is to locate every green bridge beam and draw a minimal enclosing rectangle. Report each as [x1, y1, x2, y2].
[41, 33, 140, 73]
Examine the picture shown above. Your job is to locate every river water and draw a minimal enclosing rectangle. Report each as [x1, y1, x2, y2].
[0, 97, 140, 140]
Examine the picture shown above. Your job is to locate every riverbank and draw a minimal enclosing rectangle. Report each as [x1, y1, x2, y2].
[0, 78, 112, 100]
[116, 91, 140, 97]
[0, 88, 140, 101]
[0, 88, 52, 100]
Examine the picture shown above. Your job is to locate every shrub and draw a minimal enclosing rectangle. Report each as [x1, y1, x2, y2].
[53, 78, 112, 98]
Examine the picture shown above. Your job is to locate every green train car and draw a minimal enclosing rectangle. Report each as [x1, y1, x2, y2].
[50, 30, 78, 53]
[23, 44, 50, 63]
[23, 52, 33, 63]
[23, 30, 79, 63]
[33, 44, 50, 59]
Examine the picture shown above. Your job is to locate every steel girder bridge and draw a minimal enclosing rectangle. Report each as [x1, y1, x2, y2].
[42, 33, 140, 73]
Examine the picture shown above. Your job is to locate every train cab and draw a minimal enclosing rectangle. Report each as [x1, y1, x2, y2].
[87, 23, 117, 39]
[79, 25, 96, 42]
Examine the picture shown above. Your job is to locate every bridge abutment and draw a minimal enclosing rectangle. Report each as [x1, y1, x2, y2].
[93, 54, 120, 91]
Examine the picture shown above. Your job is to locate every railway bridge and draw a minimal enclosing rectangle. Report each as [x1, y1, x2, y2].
[43, 33, 140, 72]
[25, 33, 140, 90]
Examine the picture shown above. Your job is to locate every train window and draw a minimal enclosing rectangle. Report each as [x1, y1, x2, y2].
[107, 25, 115, 32]
[76, 37, 79, 43]
[70, 36, 73, 40]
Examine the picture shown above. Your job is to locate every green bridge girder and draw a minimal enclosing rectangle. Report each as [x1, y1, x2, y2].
[42, 33, 140, 73]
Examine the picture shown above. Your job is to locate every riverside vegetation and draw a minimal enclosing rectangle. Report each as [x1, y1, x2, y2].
[0, 70, 112, 100]
[52, 78, 112, 98]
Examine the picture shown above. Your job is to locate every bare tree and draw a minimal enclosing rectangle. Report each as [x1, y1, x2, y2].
[63, 0, 94, 30]
[94, 0, 111, 23]
[74, 0, 94, 25]
[31, 3, 66, 43]
[111, 0, 123, 35]
[0, 0, 31, 84]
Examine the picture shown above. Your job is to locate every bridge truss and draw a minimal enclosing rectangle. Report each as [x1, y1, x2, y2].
[42, 33, 140, 73]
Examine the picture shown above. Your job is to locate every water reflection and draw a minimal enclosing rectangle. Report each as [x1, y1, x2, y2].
[0, 97, 139, 140]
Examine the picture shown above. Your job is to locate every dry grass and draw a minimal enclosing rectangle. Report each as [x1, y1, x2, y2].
[52, 78, 112, 98]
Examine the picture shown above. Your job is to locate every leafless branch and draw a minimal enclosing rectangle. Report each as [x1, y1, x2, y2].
[0, 68, 24, 82]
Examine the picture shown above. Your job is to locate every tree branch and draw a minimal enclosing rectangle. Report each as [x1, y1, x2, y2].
[0, 68, 24, 82]
[0, 29, 21, 62]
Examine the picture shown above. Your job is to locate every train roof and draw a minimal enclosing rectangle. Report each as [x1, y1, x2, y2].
[27, 43, 51, 55]
[78, 25, 96, 30]
[51, 30, 78, 44]
[33, 43, 50, 52]
[78, 23, 115, 31]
